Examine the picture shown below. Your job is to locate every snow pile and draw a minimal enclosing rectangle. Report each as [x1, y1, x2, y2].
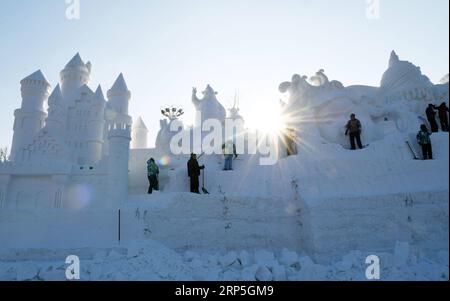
[1, 241, 448, 281]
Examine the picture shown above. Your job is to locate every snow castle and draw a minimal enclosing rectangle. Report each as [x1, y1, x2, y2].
[0, 54, 132, 209]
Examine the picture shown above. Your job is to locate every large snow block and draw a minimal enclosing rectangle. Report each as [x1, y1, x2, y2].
[139, 193, 306, 253]
[304, 190, 449, 263]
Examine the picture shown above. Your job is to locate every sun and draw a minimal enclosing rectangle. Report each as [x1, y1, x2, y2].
[246, 102, 286, 136]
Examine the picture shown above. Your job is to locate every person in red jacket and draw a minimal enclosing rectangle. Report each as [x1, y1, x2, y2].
[433, 102, 449, 132]
[426, 104, 439, 133]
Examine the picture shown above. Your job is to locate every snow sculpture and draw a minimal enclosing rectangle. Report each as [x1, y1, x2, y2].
[309, 69, 329, 87]
[156, 110, 184, 153]
[10, 71, 50, 162]
[131, 117, 149, 149]
[192, 85, 226, 127]
[278, 51, 449, 150]
[381, 51, 434, 100]
[0, 53, 132, 209]
[227, 93, 245, 123]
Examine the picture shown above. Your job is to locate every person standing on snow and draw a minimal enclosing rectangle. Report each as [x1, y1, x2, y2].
[426, 104, 439, 133]
[147, 158, 160, 194]
[345, 113, 364, 150]
[416, 124, 433, 160]
[433, 102, 449, 132]
[187, 153, 205, 194]
[222, 140, 237, 171]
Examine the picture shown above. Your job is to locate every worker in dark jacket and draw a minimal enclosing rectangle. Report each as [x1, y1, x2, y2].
[345, 113, 363, 150]
[426, 104, 439, 133]
[187, 153, 205, 194]
[416, 124, 433, 160]
[147, 158, 159, 194]
[433, 102, 449, 132]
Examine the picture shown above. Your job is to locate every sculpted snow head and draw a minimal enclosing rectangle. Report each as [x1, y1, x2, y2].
[191, 84, 226, 126]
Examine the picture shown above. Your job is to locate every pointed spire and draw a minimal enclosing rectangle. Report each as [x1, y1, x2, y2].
[134, 116, 148, 130]
[86, 61, 92, 73]
[79, 84, 94, 96]
[110, 73, 129, 92]
[94, 85, 105, 100]
[49, 84, 63, 100]
[389, 50, 400, 68]
[233, 90, 240, 110]
[21, 70, 50, 85]
[65, 53, 85, 68]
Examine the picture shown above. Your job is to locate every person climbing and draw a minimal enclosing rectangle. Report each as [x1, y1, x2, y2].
[147, 158, 160, 194]
[426, 104, 439, 133]
[222, 140, 237, 171]
[416, 124, 433, 160]
[345, 113, 363, 150]
[187, 153, 205, 194]
[433, 102, 449, 132]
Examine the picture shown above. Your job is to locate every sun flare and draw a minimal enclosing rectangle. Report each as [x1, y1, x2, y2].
[246, 102, 286, 136]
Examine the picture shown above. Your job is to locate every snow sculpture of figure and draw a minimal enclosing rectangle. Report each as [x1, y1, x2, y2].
[192, 85, 226, 127]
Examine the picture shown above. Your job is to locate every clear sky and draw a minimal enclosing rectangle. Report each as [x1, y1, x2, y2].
[0, 0, 448, 149]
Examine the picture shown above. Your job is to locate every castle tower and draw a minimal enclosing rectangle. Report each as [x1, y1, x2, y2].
[45, 84, 65, 137]
[10, 70, 51, 161]
[107, 73, 132, 125]
[85, 85, 106, 164]
[60, 53, 91, 102]
[131, 116, 148, 149]
[104, 73, 132, 156]
[107, 123, 131, 207]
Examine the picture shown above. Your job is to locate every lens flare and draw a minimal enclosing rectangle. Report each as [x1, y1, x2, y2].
[67, 184, 92, 210]
[158, 155, 171, 166]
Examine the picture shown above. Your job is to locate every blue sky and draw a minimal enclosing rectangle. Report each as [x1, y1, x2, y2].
[0, 0, 448, 148]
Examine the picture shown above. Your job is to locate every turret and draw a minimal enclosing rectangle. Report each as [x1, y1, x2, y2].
[107, 122, 131, 207]
[45, 84, 65, 136]
[103, 73, 132, 156]
[131, 116, 149, 149]
[107, 73, 131, 125]
[85, 85, 106, 164]
[60, 53, 91, 101]
[10, 70, 51, 161]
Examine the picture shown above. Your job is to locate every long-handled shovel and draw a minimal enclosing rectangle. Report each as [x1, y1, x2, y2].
[406, 141, 420, 160]
[201, 169, 210, 194]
